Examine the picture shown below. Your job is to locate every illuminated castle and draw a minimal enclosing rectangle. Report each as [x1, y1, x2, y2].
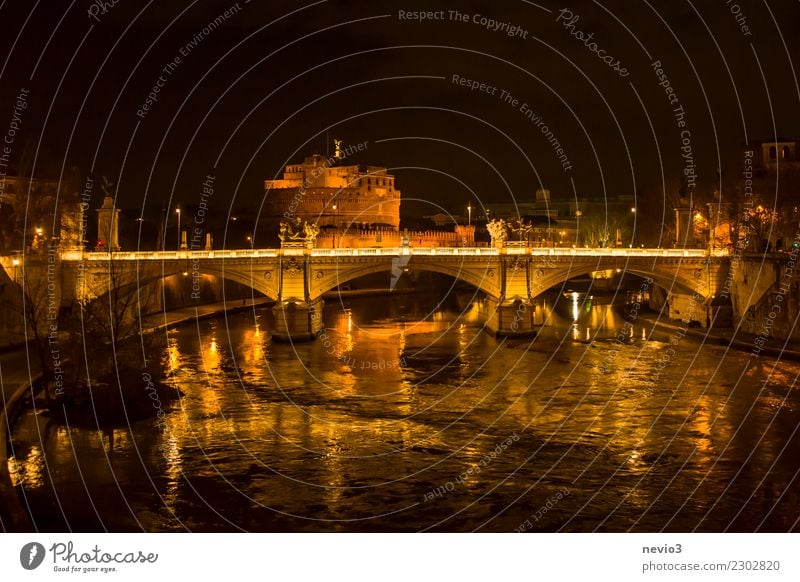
[264, 141, 474, 248]
[264, 141, 400, 231]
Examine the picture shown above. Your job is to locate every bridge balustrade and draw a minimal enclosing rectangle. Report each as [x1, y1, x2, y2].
[57, 246, 728, 261]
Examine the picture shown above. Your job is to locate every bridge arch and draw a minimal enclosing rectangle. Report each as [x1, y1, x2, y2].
[530, 263, 710, 301]
[309, 256, 502, 301]
[79, 261, 280, 306]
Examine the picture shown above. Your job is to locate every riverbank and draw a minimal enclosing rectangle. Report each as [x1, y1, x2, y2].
[635, 310, 800, 361]
[0, 296, 274, 531]
[0, 352, 39, 531]
[0, 331, 30, 354]
[139, 296, 273, 334]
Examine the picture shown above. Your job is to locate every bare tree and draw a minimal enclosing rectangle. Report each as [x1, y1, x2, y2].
[12, 258, 58, 406]
[79, 251, 157, 379]
[579, 213, 632, 248]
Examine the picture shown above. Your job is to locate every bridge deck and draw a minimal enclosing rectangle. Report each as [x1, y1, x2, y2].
[58, 247, 728, 261]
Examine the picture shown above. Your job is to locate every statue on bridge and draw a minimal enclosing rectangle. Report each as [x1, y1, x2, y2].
[508, 218, 533, 242]
[486, 218, 508, 245]
[279, 217, 320, 246]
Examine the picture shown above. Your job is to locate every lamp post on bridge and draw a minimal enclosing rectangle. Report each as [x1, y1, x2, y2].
[332, 204, 338, 248]
[176, 207, 181, 250]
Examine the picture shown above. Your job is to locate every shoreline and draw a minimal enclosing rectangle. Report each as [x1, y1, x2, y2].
[631, 310, 800, 361]
[0, 296, 273, 531]
[138, 296, 274, 334]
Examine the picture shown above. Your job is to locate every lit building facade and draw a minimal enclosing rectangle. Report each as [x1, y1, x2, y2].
[735, 138, 800, 251]
[264, 149, 476, 248]
[0, 174, 66, 251]
[265, 153, 401, 230]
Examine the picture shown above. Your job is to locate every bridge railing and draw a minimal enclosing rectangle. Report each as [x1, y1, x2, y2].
[57, 246, 729, 261]
[524, 247, 721, 258]
[60, 249, 281, 261]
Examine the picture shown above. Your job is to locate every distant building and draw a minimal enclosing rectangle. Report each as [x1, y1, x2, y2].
[264, 150, 401, 230]
[484, 189, 636, 247]
[756, 138, 799, 169]
[736, 138, 800, 251]
[0, 174, 66, 251]
[264, 145, 473, 248]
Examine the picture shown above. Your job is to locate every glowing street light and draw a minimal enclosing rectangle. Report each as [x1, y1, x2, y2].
[467, 202, 472, 226]
[175, 207, 181, 249]
[332, 204, 338, 248]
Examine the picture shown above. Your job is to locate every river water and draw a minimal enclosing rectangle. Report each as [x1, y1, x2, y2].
[8, 286, 800, 532]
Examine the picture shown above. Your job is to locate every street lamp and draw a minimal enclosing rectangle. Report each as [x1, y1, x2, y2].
[332, 204, 339, 248]
[175, 207, 181, 249]
[246, 234, 253, 248]
[631, 207, 636, 214]
[467, 202, 472, 226]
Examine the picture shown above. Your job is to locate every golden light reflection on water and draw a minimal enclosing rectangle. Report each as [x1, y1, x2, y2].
[165, 336, 182, 374]
[6, 449, 40, 488]
[161, 431, 183, 511]
[9, 294, 800, 531]
[691, 395, 714, 459]
[238, 326, 268, 376]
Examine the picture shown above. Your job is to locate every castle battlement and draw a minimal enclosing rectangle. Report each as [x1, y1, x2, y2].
[265, 150, 400, 230]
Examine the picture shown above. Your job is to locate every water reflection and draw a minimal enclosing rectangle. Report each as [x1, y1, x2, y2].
[9, 290, 800, 532]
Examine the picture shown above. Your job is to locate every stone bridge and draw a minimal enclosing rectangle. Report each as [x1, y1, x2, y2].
[0, 245, 732, 341]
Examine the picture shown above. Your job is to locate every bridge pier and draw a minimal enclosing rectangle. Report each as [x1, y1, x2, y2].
[484, 297, 538, 338]
[271, 298, 324, 342]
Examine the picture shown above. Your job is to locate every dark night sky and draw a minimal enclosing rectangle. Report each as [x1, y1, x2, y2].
[1, 0, 799, 236]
